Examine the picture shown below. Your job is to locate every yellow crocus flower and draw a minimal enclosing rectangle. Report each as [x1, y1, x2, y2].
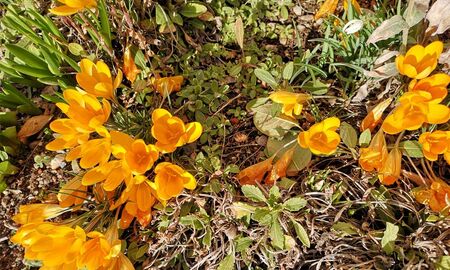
[12, 204, 66, 225]
[11, 222, 86, 269]
[298, 117, 341, 155]
[408, 73, 450, 104]
[396, 41, 443, 79]
[151, 108, 202, 153]
[382, 92, 450, 135]
[150, 162, 197, 203]
[76, 59, 123, 99]
[419, 130, 450, 163]
[269, 91, 310, 119]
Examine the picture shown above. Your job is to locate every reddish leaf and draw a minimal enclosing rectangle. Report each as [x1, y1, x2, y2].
[18, 115, 52, 142]
[237, 156, 275, 185]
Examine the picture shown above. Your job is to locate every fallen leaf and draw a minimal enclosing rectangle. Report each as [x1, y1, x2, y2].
[404, 0, 430, 27]
[123, 46, 141, 83]
[426, 0, 450, 35]
[360, 98, 392, 132]
[153, 76, 184, 97]
[265, 147, 295, 185]
[234, 16, 244, 50]
[314, 0, 339, 20]
[18, 115, 52, 142]
[237, 156, 275, 185]
[367, 15, 409, 44]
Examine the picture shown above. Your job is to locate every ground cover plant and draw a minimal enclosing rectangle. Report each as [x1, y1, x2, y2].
[0, 0, 450, 269]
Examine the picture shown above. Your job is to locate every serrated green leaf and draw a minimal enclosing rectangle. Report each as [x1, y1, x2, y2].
[235, 237, 253, 252]
[217, 252, 235, 270]
[242, 185, 266, 202]
[283, 197, 307, 212]
[291, 219, 310, 247]
[231, 202, 255, 219]
[268, 185, 281, 205]
[340, 122, 358, 149]
[252, 208, 272, 225]
[254, 68, 278, 88]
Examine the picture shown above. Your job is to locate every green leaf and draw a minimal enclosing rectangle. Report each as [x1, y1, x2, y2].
[252, 208, 272, 225]
[6, 44, 47, 70]
[278, 177, 296, 189]
[0, 179, 6, 193]
[231, 202, 255, 219]
[359, 129, 372, 147]
[217, 252, 235, 270]
[340, 122, 358, 149]
[283, 197, 307, 212]
[268, 185, 281, 205]
[0, 112, 17, 127]
[254, 68, 278, 89]
[399, 140, 423, 158]
[0, 161, 18, 175]
[68, 43, 85, 56]
[291, 219, 310, 247]
[180, 3, 207, 18]
[270, 217, 285, 250]
[202, 227, 212, 247]
[98, 0, 112, 48]
[179, 215, 204, 230]
[283, 62, 294, 80]
[436, 256, 450, 270]
[12, 64, 52, 78]
[235, 237, 253, 252]
[302, 79, 328, 95]
[332, 222, 359, 236]
[252, 104, 298, 137]
[155, 4, 169, 25]
[381, 222, 399, 255]
[241, 185, 266, 202]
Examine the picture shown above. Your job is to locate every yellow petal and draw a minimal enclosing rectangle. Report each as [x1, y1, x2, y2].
[184, 122, 202, 143]
[49, 5, 80, 16]
[426, 104, 450, 124]
[152, 108, 172, 123]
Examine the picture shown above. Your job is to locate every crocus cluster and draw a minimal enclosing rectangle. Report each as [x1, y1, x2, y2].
[12, 58, 202, 269]
[11, 220, 133, 270]
[359, 40, 450, 213]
